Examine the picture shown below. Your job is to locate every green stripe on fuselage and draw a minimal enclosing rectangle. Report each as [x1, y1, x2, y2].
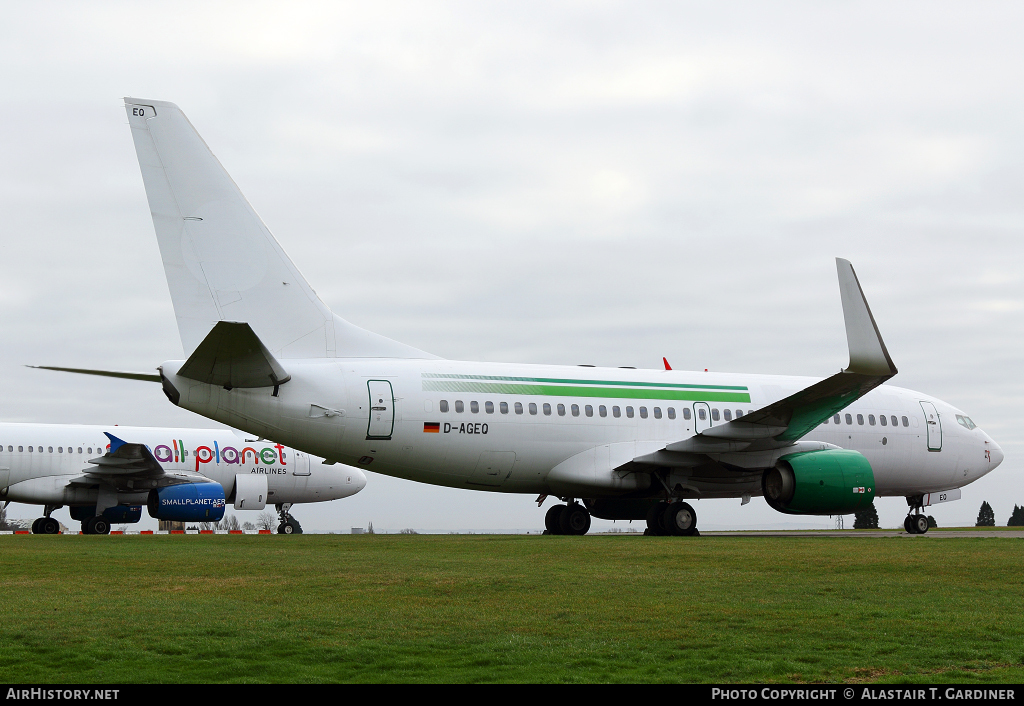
[421, 373, 747, 392]
[422, 380, 751, 403]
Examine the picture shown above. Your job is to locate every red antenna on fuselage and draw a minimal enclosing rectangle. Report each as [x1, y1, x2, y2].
[663, 357, 672, 371]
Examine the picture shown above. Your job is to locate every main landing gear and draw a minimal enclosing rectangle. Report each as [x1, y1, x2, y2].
[31, 506, 62, 534]
[81, 516, 111, 535]
[645, 501, 699, 537]
[276, 503, 303, 534]
[543, 500, 592, 535]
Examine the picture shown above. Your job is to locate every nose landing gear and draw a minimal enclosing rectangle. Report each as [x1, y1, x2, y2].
[276, 503, 303, 534]
[904, 495, 931, 534]
[904, 513, 930, 535]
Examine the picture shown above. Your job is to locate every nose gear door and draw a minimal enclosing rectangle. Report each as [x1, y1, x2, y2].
[920, 401, 942, 451]
[367, 380, 395, 440]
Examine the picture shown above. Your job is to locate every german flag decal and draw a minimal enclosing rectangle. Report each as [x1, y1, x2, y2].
[423, 422, 440, 433]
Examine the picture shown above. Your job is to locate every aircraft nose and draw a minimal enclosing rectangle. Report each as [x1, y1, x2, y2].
[988, 440, 1004, 469]
[327, 465, 366, 498]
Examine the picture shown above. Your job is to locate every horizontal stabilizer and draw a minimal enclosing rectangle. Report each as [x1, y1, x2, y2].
[27, 366, 161, 383]
[177, 321, 290, 388]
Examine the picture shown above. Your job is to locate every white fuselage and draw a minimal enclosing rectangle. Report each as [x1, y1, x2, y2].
[0, 423, 366, 509]
[162, 359, 1004, 500]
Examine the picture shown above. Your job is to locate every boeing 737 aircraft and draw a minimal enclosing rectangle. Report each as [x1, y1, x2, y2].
[40, 99, 1005, 536]
[0, 423, 365, 534]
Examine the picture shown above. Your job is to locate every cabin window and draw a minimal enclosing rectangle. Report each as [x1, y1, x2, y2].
[653, 407, 662, 419]
[667, 407, 676, 420]
[585, 405, 593, 417]
[890, 415, 898, 427]
[857, 414, 864, 425]
[723, 409, 732, 421]
[571, 404, 580, 417]
[499, 402, 508, 414]
[599, 405, 607, 418]
[626, 406, 635, 418]
[485, 401, 494, 414]
[735, 409, 744, 419]
[557, 404, 566, 416]
[639, 406, 648, 419]
[529, 403, 537, 415]
[879, 415, 887, 426]
[833, 414, 841, 424]
[455, 400, 464, 413]
[612, 406, 621, 418]
[682, 408, 691, 420]
[515, 402, 523, 415]
[47, 447, 52, 453]
[844, 414, 852, 425]
[18, 446, 23, 452]
[471, 401, 480, 413]
[28, 446, 33, 452]
[439, 400, 449, 413]
[711, 409, 720, 421]
[58, 447, 63, 453]
[698, 408, 706, 421]
[868, 415, 876, 426]
[823, 417, 829, 424]
[543, 403, 551, 416]
[901, 416, 909, 427]
[77, 447, 82, 454]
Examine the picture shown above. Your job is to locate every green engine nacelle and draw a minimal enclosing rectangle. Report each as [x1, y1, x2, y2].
[762, 449, 876, 515]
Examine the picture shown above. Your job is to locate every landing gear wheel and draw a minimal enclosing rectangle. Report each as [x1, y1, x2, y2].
[913, 514, 929, 534]
[904, 515, 914, 534]
[83, 516, 110, 535]
[278, 523, 292, 534]
[646, 502, 669, 536]
[663, 502, 698, 536]
[545, 504, 567, 535]
[559, 504, 591, 535]
[39, 518, 60, 534]
[31, 518, 43, 534]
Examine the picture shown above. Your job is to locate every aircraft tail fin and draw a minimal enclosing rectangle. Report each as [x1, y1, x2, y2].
[123, 98, 434, 360]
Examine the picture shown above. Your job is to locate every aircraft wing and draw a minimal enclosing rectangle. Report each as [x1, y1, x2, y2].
[67, 432, 214, 490]
[633, 258, 896, 467]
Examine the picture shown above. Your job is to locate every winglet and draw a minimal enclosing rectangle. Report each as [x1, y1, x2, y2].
[836, 258, 897, 377]
[663, 357, 672, 371]
[104, 432, 127, 454]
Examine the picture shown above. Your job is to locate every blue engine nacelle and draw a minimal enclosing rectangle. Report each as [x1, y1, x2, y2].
[69, 505, 143, 523]
[147, 483, 226, 522]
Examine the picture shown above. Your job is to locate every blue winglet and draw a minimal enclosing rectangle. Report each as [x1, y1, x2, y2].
[104, 432, 127, 454]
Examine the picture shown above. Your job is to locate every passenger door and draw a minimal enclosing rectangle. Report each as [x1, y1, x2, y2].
[693, 402, 712, 434]
[920, 401, 942, 451]
[366, 380, 395, 440]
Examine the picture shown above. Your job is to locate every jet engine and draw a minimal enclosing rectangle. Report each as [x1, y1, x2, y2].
[762, 449, 875, 515]
[147, 482, 226, 522]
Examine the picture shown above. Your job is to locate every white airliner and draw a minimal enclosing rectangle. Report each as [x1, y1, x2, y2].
[39, 99, 1005, 536]
[0, 424, 366, 534]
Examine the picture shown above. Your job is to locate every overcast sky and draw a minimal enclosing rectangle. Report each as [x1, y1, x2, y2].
[1, 2, 1021, 531]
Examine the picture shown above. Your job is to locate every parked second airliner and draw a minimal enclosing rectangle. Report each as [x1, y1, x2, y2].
[0, 423, 365, 534]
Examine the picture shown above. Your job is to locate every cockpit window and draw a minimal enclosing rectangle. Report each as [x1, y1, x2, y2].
[956, 414, 977, 430]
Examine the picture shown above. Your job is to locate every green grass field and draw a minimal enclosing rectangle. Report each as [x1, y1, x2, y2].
[1, 534, 1022, 683]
